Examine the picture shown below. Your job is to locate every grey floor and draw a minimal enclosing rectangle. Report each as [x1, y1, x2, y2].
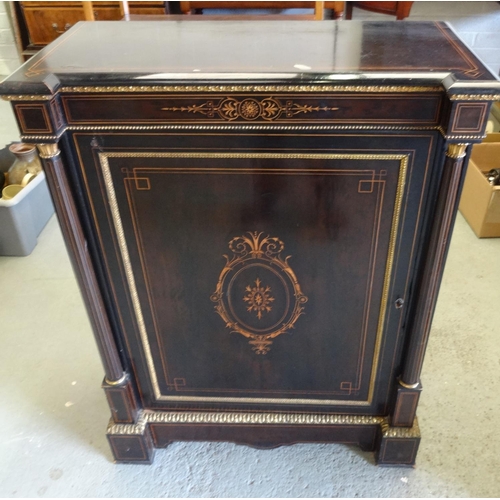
[1, 2, 500, 497]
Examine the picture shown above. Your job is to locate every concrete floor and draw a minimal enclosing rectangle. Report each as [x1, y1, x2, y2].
[1, 199, 499, 497]
[1, 2, 500, 497]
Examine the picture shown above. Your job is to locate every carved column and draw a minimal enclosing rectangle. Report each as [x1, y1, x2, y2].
[38, 143, 143, 437]
[392, 143, 469, 426]
[401, 143, 468, 384]
[37, 143, 125, 384]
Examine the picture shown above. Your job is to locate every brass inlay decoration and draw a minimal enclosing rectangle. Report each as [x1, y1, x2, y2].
[446, 143, 468, 159]
[161, 97, 339, 121]
[36, 123, 478, 140]
[105, 372, 128, 386]
[107, 411, 147, 435]
[100, 153, 153, 404]
[69, 124, 439, 132]
[211, 232, 307, 354]
[381, 417, 420, 438]
[449, 94, 499, 101]
[105, 152, 404, 161]
[434, 22, 483, 78]
[22, 133, 63, 142]
[2, 95, 53, 101]
[441, 134, 485, 140]
[11, 87, 500, 102]
[36, 143, 60, 159]
[23, 86, 500, 101]
[98, 151, 407, 405]
[399, 378, 420, 390]
[107, 410, 420, 435]
[145, 410, 384, 426]
[11, 89, 500, 102]
[61, 85, 443, 94]
[244, 278, 275, 320]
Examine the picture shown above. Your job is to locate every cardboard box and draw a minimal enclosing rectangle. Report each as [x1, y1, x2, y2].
[491, 101, 500, 124]
[484, 133, 500, 143]
[459, 143, 500, 238]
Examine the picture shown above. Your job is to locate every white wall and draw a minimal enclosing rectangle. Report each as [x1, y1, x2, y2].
[0, 1, 21, 76]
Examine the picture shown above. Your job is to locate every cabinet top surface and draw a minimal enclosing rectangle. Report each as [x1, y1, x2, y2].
[2, 20, 500, 94]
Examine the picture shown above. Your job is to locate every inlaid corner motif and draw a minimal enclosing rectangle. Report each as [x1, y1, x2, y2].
[211, 232, 308, 354]
[161, 97, 339, 122]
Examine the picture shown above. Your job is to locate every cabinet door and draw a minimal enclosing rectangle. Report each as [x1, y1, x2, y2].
[72, 131, 438, 414]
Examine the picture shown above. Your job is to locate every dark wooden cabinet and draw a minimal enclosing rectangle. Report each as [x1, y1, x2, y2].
[1, 20, 499, 466]
[345, 2, 414, 20]
[12, 1, 166, 57]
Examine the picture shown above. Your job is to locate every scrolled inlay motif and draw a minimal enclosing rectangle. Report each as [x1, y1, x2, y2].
[161, 97, 339, 121]
[211, 232, 307, 354]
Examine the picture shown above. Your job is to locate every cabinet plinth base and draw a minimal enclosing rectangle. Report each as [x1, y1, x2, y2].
[375, 418, 421, 467]
[105, 410, 421, 465]
[107, 414, 155, 464]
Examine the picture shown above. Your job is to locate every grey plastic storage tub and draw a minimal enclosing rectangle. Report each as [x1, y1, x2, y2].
[0, 145, 54, 256]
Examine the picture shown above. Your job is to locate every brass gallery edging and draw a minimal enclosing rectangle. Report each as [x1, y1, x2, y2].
[2, 85, 444, 102]
[145, 410, 384, 426]
[5, 88, 498, 103]
[381, 417, 420, 438]
[107, 412, 147, 435]
[21, 126, 485, 145]
[98, 151, 407, 407]
[436, 125, 485, 141]
[21, 124, 484, 141]
[61, 85, 444, 94]
[449, 94, 499, 101]
[104, 152, 406, 161]
[442, 134, 485, 140]
[106, 410, 421, 436]
[69, 124, 439, 132]
[22, 135, 61, 142]
[2, 95, 53, 101]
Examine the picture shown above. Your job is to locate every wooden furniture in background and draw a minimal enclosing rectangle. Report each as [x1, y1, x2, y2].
[1, 20, 499, 467]
[345, 1, 413, 20]
[81, 1, 96, 21]
[13, 1, 168, 55]
[180, 1, 345, 19]
[10, 1, 344, 60]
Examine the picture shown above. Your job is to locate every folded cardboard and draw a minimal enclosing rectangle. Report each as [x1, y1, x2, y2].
[459, 142, 500, 238]
[484, 133, 500, 143]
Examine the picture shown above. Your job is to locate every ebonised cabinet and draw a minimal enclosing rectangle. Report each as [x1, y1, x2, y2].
[1, 20, 499, 466]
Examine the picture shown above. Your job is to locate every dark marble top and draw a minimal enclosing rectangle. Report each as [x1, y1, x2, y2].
[1, 20, 499, 95]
